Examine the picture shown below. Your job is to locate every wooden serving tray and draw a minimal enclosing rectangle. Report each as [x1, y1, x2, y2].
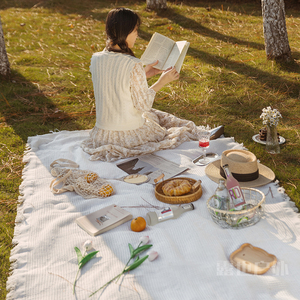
[230, 243, 277, 275]
[154, 177, 202, 204]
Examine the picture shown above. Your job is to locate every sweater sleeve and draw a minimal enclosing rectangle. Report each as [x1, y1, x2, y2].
[130, 62, 156, 112]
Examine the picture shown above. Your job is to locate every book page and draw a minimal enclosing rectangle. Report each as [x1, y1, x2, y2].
[116, 154, 189, 184]
[163, 41, 189, 72]
[174, 42, 190, 72]
[140, 32, 175, 70]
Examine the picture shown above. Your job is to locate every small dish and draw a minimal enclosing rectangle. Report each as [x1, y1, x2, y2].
[252, 134, 285, 145]
[230, 243, 277, 275]
[122, 174, 149, 185]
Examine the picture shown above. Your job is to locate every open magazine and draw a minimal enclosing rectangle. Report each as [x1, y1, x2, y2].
[140, 32, 190, 73]
[116, 154, 189, 184]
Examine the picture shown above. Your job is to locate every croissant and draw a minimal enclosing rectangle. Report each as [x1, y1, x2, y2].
[162, 179, 192, 196]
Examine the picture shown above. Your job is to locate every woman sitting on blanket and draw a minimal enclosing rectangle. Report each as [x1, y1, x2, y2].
[81, 7, 210, 162]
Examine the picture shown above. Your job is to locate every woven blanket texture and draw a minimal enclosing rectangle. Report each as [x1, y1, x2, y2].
[6, 130, 300, 300]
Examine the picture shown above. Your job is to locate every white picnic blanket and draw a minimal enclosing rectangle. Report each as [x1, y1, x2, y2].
[6, 130, 300, 300]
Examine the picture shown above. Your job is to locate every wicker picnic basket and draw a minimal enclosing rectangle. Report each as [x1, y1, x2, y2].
[206, 187, 265, 229]
[155, 177, 202, 204]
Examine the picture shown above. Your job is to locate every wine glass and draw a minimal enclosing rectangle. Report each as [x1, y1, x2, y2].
[198, 130, 211, 164]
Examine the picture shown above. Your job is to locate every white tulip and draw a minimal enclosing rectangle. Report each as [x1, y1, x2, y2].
[147, 251, 158, 262]
[83, 240, 93, 252]
[139, 236, 150, 245]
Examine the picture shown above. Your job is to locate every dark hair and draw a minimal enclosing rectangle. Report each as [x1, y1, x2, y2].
[105, 8, 141, 57]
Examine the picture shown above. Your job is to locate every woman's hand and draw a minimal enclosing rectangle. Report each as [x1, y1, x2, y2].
[150, 67, 180, 92]
[160, 67, 180, 85]
[144, 60, 163, 78]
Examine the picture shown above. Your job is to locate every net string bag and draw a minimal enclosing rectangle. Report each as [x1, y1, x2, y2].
[50, 158, 114, 198]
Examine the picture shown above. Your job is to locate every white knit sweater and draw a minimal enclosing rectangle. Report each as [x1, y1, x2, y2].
[90, 50, 145, 131]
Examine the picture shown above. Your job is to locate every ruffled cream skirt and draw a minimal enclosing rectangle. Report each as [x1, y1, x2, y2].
[81, 109, 207, 161]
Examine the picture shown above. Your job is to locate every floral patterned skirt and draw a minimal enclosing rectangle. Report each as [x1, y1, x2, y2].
[81, 109, 207, 161]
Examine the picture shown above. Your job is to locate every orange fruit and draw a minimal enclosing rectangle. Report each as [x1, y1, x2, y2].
[98, 183, 114, 198]
[130, 217, 147, 232]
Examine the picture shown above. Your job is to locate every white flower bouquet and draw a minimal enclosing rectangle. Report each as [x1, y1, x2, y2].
[260, 106, 282, 127]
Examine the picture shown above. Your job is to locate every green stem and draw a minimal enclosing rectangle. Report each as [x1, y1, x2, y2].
[89, 271, 124, 297]
[90, 242, 147, 297]
[116, 241, 142, 283]
[73, 268, 80, 295]
[123, 257, 132, 271]
[115, 257, 131, 285]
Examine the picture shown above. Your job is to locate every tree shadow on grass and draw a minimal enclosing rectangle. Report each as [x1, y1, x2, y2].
[138, 29, 152, 44]
[188, 46, 300, 98]
[157, 8, 265, 51]
[274, 51, 300, 74]
[0, 70, 83, 143]
[171, 0, 300, 16]
[158, 8, 300, 75]
[0, 0, 142, 18]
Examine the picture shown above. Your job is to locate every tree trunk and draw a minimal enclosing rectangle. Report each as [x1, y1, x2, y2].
[0, 16, 10, 77]
[146, 0, 167, 10]
[261, 0, 291, 60]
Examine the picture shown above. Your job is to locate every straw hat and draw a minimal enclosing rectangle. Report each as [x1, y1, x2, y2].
[205, 149, 275, 188]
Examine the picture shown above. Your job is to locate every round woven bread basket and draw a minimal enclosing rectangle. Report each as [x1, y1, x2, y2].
[155, 177, 202, 204]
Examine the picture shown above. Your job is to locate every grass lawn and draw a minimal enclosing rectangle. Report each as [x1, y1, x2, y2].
[0, 0, 300, 298]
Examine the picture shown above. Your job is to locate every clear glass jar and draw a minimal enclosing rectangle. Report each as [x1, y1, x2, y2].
[266, 124, 280, 154]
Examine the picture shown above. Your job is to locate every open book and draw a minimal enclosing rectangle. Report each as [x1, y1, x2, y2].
[75, 204, 132, 236]
[141, 32, 190, 73]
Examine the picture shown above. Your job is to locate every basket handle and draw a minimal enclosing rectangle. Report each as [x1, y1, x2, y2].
[154, 173, 165, 184]
[192, 180, 202, 192]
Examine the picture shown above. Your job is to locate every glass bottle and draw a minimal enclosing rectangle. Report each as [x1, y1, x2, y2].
[266, 124, 280, 154]
[146, 203, 194, 226]
[213, 179, 231, 210]
[222, 164, 246, 210]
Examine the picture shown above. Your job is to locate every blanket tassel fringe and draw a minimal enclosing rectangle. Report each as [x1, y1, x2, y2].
[6, 144, 32, 300]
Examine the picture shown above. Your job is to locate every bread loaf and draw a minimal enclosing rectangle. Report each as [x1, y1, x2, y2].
[162, 179, 192, 196]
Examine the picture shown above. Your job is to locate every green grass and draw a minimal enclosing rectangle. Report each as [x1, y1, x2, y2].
[1, 0, 300, 298]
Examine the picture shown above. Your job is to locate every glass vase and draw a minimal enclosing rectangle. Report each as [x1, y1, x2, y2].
[266, 125, 280, 154]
